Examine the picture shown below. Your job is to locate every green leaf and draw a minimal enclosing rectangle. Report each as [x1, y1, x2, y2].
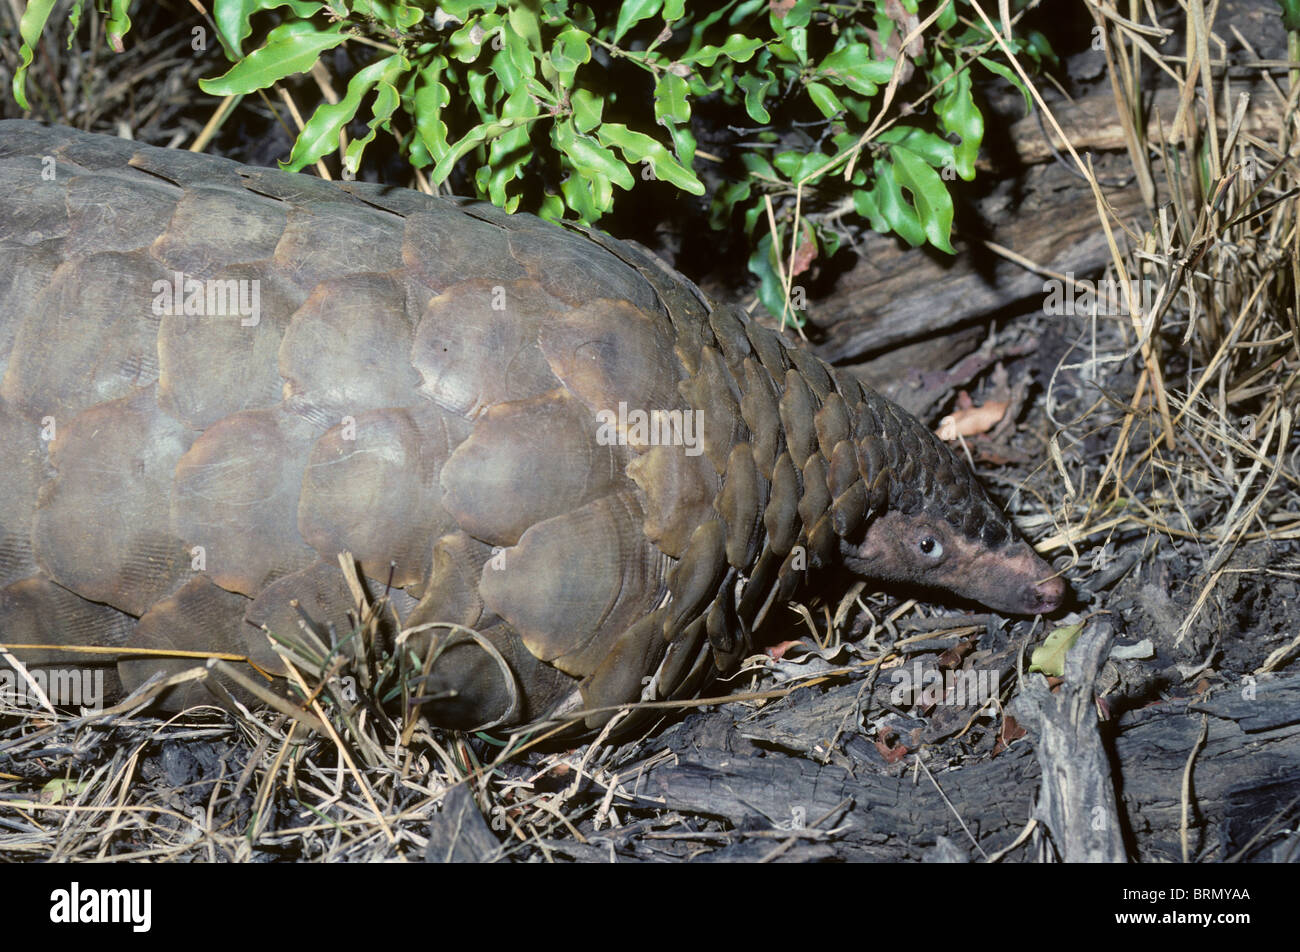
[664, 120, 697, 171]
[596, 123, 704, 194]
[352, 1, 424, 30]
[538, 191, 566, 222]
[214, 0, 262, 59]
[561, 169, 606, 220]
[523, 74, 557, 107]
[12, 0, 57, 110]
[506, 2, 542, 50]
[571, 87, 604, 132]
[748, 232, 796, 325]
[708, 178, 751, 228]
[772, 150, 803, 177]
[487, 26, 533, 93]
[804, 80, 843, 118]
[654, 72, 691, 124]
[842, 90, 876, 124]
[1028, 621, 1086, 677]
[484, 89, 535, 208]
[555, 119, 635, 190]
[688, 33, 764, 66]
[501, 76, 542, 121]
[737, 72, 774, 123]
[889, 145, 956, 253]
[212, 2, 325, 58]
[66, 0, 83, 47]
[614, 0, 663, 43]
[719, 32, 765, 61]
[502, 21, 535, 78]
[1282, 0, 1300, 31]
[773, 150, 828, 182]
[817, 43, 894, 97]
[766, 37, 800, 63]
[449, 13, 503, 63]
[1024, 30, 1059, 69]
[466, 66, 493, 114]
[739, 150, 777, 180]
[935, 62, 982, 180]
[550, 26, 591, 84]
[411, 58, 452, 165]
[440, 0, 501, 20]
[342, 77, 401, 175]
[820, 225, 841, 257]
[105, 0, 132, 52]
[281, 53, 404, 172]
[977, 55, 1031, 115]
[730, 0, 767, 23]
[877, 125, 955, 169]
[199, 19, 347, 96]
[832, 130, 859, 153]
[685, 72, 717, 97]
[41, 777, 90, 805]
[491, 80, 543, 196]
[866, 161, 925, 246]
[852, 185, 888, 233]
[872, 7, 897, 49]
[686, 0, 745, 56]
[937, 0, 958, 30]
[795, 151, 830, 181]
[772, 0, 813, 30]
[406, 134, 431, 169]
[432, 117, 514, 184]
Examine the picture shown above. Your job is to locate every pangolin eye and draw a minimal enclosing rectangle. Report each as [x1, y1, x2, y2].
[919, 536, 943, 559]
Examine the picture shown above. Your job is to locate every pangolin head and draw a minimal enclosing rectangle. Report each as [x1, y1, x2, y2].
[840, 398, 1064, 616]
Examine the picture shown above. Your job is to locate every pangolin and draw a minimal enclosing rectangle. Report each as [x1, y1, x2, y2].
[0, 121, 1063, 731]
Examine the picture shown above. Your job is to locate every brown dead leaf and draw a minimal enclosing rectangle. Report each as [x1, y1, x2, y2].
[765, 639, 804, 660]
[874, 728, 910, 764]
[935, 390, 1010, 440]
[1000, 714, 1026, 742]
[791, 227, 818, 277]
[937, 638, 976, 669]
[992, 714, 1027, 756]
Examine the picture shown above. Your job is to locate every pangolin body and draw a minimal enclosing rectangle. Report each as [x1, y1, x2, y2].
[0, 121, 1062, 730]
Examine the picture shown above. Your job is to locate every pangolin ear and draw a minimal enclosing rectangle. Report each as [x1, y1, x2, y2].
[844, 511, 898, 568]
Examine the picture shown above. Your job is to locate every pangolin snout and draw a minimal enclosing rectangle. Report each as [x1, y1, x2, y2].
[960, 565, 1064, 616]
[1035, 574, 1064, 612]
[989, 545, 1066, 615]
[1018, 572, 1065, 615]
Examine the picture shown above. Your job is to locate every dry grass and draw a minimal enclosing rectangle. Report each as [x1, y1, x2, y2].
[0, 576, 1003, 861]
[1026, 0, 1299, 649]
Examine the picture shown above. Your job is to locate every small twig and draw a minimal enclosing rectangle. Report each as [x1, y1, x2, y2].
[1180, 714, 1209, 863]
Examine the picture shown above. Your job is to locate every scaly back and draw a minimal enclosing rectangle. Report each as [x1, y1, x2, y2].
[0, 121, 1060, 731]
